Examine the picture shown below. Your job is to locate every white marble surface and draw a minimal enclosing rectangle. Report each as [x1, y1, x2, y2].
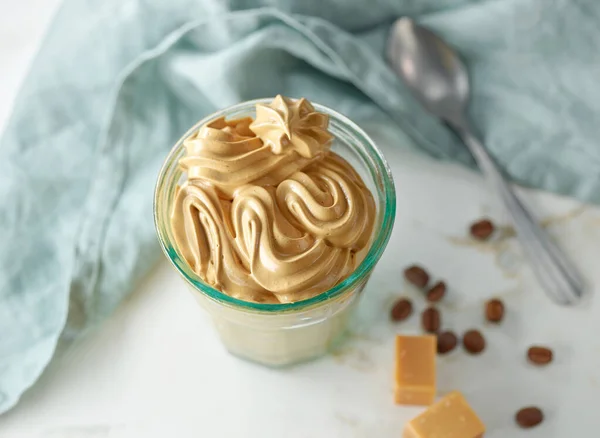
[1, 2, 599, 437]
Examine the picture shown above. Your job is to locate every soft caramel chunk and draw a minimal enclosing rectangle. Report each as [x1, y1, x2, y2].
[395, 335, 436, 405]
[403, 391, 485, 438]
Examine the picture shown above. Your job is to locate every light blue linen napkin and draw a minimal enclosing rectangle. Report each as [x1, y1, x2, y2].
[2, 0, 600, 413]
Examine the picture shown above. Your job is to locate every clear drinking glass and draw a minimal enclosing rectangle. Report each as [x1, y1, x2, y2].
[154, 98, 396, 366]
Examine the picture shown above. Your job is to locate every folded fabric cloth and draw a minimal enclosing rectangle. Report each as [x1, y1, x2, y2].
[2, 0, 600, 413]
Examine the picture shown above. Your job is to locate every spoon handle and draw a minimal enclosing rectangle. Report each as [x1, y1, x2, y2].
[454, 124, 585, 305]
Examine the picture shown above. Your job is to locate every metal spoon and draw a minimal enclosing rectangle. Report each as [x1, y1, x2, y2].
[386, 17, 585, 305]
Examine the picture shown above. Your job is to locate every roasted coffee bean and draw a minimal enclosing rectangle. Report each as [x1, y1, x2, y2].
[470, 219, 495, 240]
[485, 298, 505, 323]
[404, 265, 430, 289]
[426, 281, 447, 303]
[437, 331, 458, 354]
[463, 329, 486, 354]
[527, 346, 553, 365]
[391, 298, 413, 322]
[516, 407, 544, 428]
[421, 307, 441, 333]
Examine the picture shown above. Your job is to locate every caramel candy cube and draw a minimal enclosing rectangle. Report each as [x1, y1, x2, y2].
[403, 391, 486, 438]
[395, 335, 436, 405]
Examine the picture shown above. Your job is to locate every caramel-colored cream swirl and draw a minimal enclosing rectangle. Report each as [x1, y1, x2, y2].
[250, 95, 333, 158]
[171, 96, 375, 303]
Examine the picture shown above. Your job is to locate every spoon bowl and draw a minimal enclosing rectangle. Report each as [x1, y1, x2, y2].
[387, 18, 470, 123]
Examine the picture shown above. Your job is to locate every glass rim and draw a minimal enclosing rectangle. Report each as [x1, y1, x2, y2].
[154, 98, 396, 313]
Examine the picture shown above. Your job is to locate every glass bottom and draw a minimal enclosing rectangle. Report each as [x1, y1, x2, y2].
[187, 280, 367, 366]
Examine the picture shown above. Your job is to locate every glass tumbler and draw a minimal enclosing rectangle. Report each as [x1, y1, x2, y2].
[154, 98, 396, 366]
